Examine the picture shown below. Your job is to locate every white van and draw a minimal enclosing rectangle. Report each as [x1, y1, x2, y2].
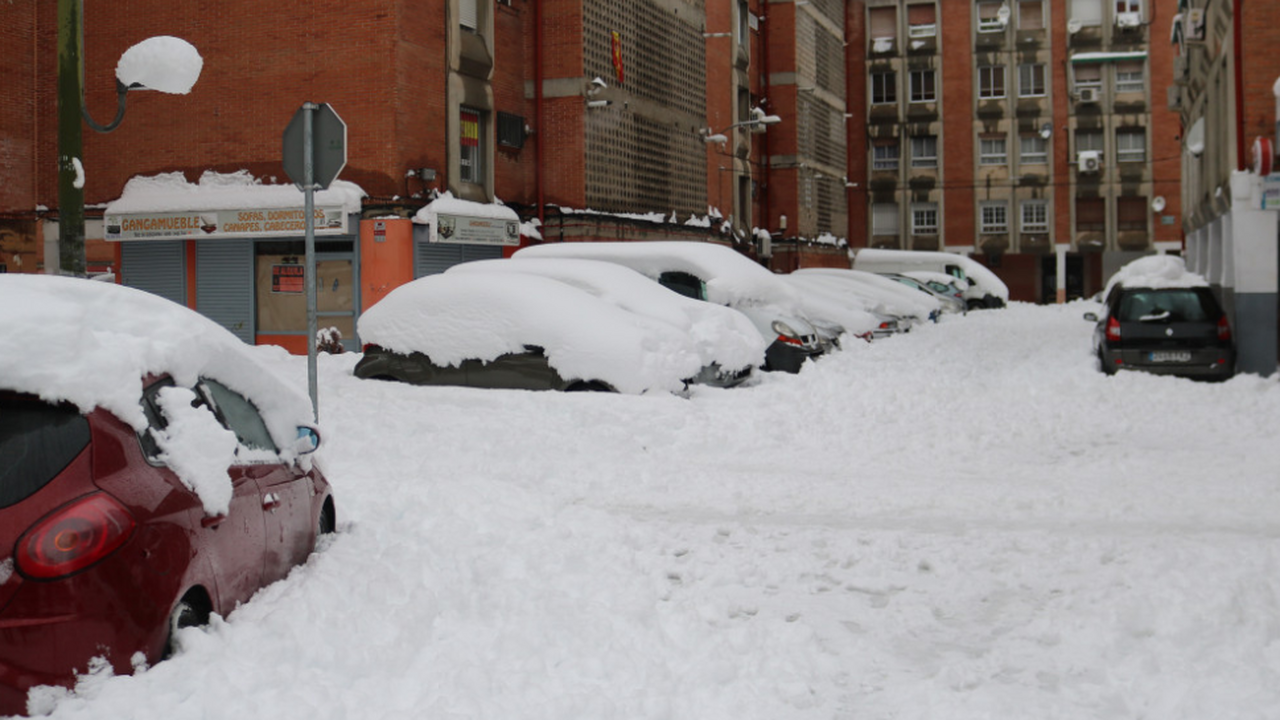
[851, 249, 1009, 310]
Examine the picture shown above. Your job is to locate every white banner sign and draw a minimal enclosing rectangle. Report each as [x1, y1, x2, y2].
[431, 212, 521, 246]
[105, 206, 349, 241]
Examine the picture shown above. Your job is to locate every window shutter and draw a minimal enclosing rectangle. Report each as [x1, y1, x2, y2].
[459, 0, 478, 30]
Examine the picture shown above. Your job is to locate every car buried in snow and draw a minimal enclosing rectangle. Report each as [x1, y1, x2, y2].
[1084, 256, 1235, 381]
[513, 241, 827, 373]
[0, 275, 335, 717]
[353, 269, 760, 394]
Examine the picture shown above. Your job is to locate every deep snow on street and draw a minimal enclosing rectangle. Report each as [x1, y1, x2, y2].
[23, 301, 1280, 720]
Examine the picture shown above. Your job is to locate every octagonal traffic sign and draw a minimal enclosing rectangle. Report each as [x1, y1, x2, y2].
[282, 102, 347, 190]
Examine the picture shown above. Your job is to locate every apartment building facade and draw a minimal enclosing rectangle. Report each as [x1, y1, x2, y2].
[850, 0, 1181, 301]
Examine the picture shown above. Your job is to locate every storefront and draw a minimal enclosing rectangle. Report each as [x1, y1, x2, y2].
[104, 172, 366, 354]
[103, 173, 526, 354]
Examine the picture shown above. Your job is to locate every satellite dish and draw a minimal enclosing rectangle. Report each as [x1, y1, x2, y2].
[996, 5, 1011, 24]
[1152, 196, 1166, 213]
[1067, 18, 1082, 34]
[1039, 122, 1053, 140]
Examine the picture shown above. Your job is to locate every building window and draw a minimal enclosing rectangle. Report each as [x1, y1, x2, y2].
[1076, 197, 1105, 231]
[1074, 64, 1103, 92]
[912, 203, 939, 234]
[979, 66, 1006, 99]
[460, 0, 478, 31]
[459, 107, 484, 184]
[871, 72, 897, 105]
[497, 112, 525, 149]
[1115, 0, 1141, 14]
[738, 0, 750, 49]
[910, 70, 936, 103]
[873, 142, 900, 171]
[907, 4, 936, 37]
[1075, 129, 1104, 155]
[865, 7, 896, 40]
[1019, 135, 1048, 165]
[980, 137, 1008, 165]
[1019, 1, 1045, 29]
[1115, 61, 1145, 93]
[980, 202, 1009, 233]
[1069, 0, 1103, 26]
[872, 203, 900, 235]
[1116, 196, 1147, 231]
[1021, 200, 1048, 232]
[1116, 129, 1146, 162]
[1018, 64, 1046, 97]
[977, 2, 1006, 32]
[911, 135, 938, 168]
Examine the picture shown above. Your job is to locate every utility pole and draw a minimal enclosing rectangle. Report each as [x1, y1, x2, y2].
[57, 0, 86, 276]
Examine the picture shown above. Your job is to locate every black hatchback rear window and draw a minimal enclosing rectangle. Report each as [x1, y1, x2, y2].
[0, 396, 92, 509]
[1117, 288, 1219, 323]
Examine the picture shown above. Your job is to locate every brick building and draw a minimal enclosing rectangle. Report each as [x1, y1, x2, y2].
[1, 1, 1197, 349]
[849, 0, 1183, 303]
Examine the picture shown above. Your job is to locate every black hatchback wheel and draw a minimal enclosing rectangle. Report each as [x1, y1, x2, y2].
[163, 597, 206, 659]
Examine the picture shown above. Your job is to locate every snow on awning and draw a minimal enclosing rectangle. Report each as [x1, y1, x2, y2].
[103, 170, 365, 241]
[413, 192, 521, 247]
[1069, 51, 1148, 64]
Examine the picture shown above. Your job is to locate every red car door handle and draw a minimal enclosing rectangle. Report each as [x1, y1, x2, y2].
[201, 514, 227, 528]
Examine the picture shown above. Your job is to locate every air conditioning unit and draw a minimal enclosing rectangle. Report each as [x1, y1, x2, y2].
[1077, 87, 1100, 103]
[1078, 150, 1102, 173]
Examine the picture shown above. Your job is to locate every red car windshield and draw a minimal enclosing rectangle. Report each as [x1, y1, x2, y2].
[0, 395, 92, 509]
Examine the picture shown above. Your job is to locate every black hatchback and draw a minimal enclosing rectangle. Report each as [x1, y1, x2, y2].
[1085, 285, 1235, 380]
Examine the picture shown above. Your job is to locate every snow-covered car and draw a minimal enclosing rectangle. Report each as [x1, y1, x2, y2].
[514, 241, 825, 373]
[883, 273, 967, 315]
[1084, 255, 1235, 380]
[779, 273, 901, 342]
[0, 275, 335, 717]
[353, 271, 741, 394]
[852, 248, 1008, 309]
[792, 268, 943, 325]
[446, 258, 764, 386]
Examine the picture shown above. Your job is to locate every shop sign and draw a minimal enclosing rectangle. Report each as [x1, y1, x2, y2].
[271, 264, 306, 294]
[431, 213, 520, 246]
[105, 206, 349, 241]
[1262, 174, 1280, 211]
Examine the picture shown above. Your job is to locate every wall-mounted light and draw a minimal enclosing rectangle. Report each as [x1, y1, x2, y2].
[587, 99, 612, 109]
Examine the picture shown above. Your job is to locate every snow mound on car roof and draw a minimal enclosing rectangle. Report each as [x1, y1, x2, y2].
[446, 258, 765, 375]
[356, 272, 707, 394]
[0, 274, 312, 447]
[515, 241, 800, 309]
[1108, 255, 1209, 293]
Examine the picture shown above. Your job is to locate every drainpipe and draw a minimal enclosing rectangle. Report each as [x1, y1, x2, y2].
[534, 0, 545, 227]
[759, 0, 772, 243]
[1233, 0, 1245, 170]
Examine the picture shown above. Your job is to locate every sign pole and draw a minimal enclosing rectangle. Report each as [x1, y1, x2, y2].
[303, 102, 319, 422]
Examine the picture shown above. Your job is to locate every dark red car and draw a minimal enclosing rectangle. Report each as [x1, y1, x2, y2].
[0, 276, 335, 717]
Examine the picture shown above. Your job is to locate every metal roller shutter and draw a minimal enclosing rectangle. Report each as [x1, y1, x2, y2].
[415, 242, 503, 278]
[196, 239, 254, 343]
[121, 241, 187, 306]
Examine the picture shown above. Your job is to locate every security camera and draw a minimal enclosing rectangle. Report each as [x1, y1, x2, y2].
[591, 77, 607, 89]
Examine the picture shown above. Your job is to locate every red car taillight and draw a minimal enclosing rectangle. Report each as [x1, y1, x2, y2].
[1218, 316, 1232, 341]
[776, 335, 803, 346]
[1106, 317, 1122, 342]
[16, 493, 136, 580]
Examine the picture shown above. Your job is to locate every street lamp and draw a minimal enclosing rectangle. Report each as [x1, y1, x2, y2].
[58, 0, 202, 276]
[700, 107, 781, 145]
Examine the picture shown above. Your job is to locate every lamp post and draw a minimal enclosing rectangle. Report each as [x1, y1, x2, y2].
[56, 0, 202, 276]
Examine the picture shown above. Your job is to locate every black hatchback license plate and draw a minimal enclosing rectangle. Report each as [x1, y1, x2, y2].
[1149, 350, 1192, 363]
